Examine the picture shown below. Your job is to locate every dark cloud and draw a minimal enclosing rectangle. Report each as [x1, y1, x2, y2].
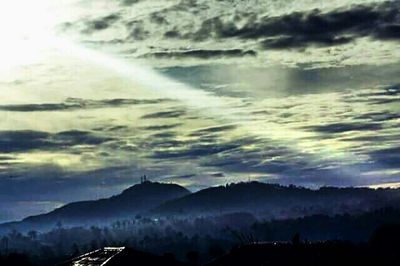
[258, 1, 400, 49]
[0, 103, 79, 112]
[341, 134, 400, 143]
[121, 0, 141, 5]
[141, 124, 182, 131]
[0, 98, 169, 112]
[374, 24, 400, 40]
[175, 1, 400, 49]
[164, 29, 181, 38]
[369, 98, 400, 105]
[303, 122, 383, 134]
[146, 138, 187, 150]
[357, 84, 400, 97]
[368, 146, 400, 168]
[355, 111, 400, 122]
[142, 49, 256, 59]
[0, 131, 53, 153]
[54, 130, 112, 146]
[63, 0, 400, 52]
[261, 35, 353, 49]
[369, 146, 400, 157]
[0, 130, 112, 153]
[141, 110, 186, 119]
[150, 12, 169, 25]
[189, 124, 237, 137]
[210, 172, 224, 177]
[343, 84, 400, 105]
[98, 98, 169, 106]
[126, 21, 149, 40]
[82, 14, 120, 34]
[151, 132, 178, 139]
[0, 155, 14, 161]
[82, 39, 125, 45]
[354, 84, 400, 105]
[106, 125, 129, 132]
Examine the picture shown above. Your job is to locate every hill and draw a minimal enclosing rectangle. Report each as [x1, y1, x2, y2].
[0, 181, 190, 232]
[3, 181, 400, 233]
[154, 182, 400, 218]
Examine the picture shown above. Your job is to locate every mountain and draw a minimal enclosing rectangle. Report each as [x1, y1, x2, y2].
[1, 181, 190, 232]
[2, 181, 400, 233]
[154, 182, 400, 218]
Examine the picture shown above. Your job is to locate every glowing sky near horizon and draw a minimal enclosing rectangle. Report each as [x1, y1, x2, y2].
[0, 0, 399, 222]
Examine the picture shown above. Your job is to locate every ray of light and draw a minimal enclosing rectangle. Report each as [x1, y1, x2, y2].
[46, 37, 378, 187]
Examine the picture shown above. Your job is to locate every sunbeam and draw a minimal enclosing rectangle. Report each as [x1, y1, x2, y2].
[46, 37, 374, 188]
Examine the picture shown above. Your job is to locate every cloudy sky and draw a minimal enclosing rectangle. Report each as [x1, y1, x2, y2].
[0, 0, 399, 222]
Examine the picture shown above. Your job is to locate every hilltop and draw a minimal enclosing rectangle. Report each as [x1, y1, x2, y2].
[0, 181, 190, 232]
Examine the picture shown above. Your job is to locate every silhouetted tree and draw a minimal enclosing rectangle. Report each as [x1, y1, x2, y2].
[1, 236, 9, 255]
[70, 243, 80, 257]
[292, 233, 301, 246]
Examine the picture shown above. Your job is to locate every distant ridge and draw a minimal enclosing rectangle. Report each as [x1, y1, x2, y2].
[0, 181, 190, 232]
[154, 181, 400, 217]
[2, 181, 400, 233]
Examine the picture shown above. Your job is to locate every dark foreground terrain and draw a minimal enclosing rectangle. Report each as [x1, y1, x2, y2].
[59, 247, 189, 266]
[207, 237, 400, 266]
[1, 224, 400, 266]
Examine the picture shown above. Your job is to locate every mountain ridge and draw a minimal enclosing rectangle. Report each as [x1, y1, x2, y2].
[154, 181, 400, 217]
[0, 181, 190, 232]
[2, 181, 400, 233]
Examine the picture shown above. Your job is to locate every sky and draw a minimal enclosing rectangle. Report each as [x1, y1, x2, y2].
[0, 0, 399, 222]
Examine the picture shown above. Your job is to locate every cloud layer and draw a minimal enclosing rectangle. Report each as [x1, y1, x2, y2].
[0, 0, 399, 222]
[60, 0, 400, 68]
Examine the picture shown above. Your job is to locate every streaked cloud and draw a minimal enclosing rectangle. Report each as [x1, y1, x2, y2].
[141, 49, 257, 59]
[0, 130, 112, 153]
[0, 97, 171, 112]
